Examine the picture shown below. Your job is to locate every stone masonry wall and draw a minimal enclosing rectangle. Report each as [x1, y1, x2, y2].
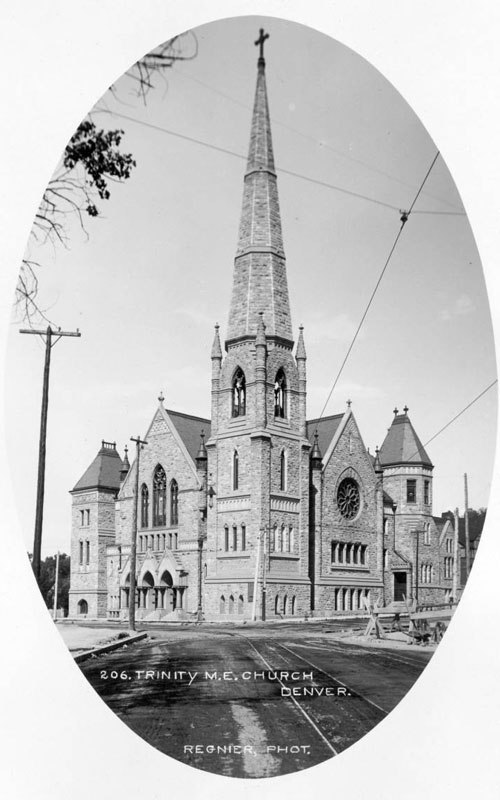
[69, 488, 116, 618]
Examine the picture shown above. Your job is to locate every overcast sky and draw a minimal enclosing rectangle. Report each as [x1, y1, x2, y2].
[4, 15, 497, 557]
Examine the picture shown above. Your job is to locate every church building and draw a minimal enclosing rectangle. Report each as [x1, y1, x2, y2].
[68, 33, 459, 621]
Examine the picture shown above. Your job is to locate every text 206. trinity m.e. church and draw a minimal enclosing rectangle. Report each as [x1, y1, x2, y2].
[68, 34, 459, 621]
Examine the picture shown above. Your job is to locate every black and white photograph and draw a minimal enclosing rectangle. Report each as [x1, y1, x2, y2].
[1, 1, 500, 796]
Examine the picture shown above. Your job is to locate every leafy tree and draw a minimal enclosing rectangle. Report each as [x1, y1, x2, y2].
[18, 32, 198, 323]
[442, 507, 487, 544]
[36, 553, 71, 616]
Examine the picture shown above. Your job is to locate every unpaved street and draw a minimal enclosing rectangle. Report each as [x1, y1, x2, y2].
[79, 623, 433, 778]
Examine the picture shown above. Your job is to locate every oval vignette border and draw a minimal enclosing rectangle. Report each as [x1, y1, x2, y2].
[1, 2, 499, 799]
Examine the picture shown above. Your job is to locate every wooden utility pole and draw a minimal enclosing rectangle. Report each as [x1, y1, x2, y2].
[453, 507, 460, 601]
[129, 435, 148, 631]
[464, 473, 471, 579]
[20, 325, 81, 581]
[52, 550, 60, 620]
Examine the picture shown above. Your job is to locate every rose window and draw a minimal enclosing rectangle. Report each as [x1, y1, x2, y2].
[337, 478, 360, 520]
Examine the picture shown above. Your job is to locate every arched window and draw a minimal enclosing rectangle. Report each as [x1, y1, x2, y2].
[153, 465, 166, 526]
[224, 526, 229, 552]
[274, 369, 287, 418]
[85, 540, 90, 565]
[289, 527, 295, 552]
[241, 524, 246, 551]
[424, 523, 431, 545]
[232, 368, 246, 417]
[170, 479, 179, 525]
[280, 449, 287, 491]
[141, 484, 149, 528]
[232, 525, 237, 550]
[283, 525, 289, 552]
[238, 595, 244, 614]
[79, 540, 83, 565]
[283, 595, 288, 615]
[228, 594, 235, 614]
[220, 595, 226, 614]
[233, 450, 239, 490]
[275, 594, 280, 614]
[291, 596, 296, 616]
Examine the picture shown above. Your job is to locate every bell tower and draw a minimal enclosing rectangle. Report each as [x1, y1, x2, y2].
[204, 30, 311, 619]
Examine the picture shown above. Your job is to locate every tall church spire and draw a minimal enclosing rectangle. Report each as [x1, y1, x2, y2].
[226, 30, 293, 347]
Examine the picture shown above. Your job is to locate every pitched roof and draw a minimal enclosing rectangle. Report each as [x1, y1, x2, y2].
[379, 412, 432, 468]
[72, 441, 125, 493]
[306, 414, 343, 458]
[167, 409, 211, 463]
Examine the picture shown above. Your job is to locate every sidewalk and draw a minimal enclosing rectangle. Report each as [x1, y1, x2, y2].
[56, 624, 125, 653]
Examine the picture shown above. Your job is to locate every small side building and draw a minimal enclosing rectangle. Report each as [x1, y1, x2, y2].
[68, 441, 125, 618]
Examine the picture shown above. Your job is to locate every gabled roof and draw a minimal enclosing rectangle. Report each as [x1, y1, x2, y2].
[72, 441, 124, 493]
[379, 412, 433, 468]
[167, 409, 211, 463]
[306, 414, 343, 459]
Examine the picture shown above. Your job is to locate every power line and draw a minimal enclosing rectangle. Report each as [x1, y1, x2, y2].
[100, 109, 465, 216]
[171, 66, 464, 213]
[317, 152, 440, 421]
[416, 379, 498, 456]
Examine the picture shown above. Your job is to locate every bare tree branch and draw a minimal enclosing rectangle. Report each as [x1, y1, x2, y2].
[16, 33, 198, 325]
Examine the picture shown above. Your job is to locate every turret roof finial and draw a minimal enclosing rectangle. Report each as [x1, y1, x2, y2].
[393, 406, 399, 416]
[158, 391, 164, 404]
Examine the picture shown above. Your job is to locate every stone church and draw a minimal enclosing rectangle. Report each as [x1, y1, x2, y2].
[68, 37, 458, 621]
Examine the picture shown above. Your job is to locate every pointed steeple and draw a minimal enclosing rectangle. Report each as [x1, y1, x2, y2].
[211, 323, 222, 360]
[120, 445, 130, 482]
[226, 31, 293, 347]
[296, 325, 306, 360]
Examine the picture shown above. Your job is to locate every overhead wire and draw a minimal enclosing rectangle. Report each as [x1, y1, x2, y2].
[99, 109, 465, 216]
[169, 65, 463, 212]
[407, 380, 498, 461]
[317, 152, 440, 421]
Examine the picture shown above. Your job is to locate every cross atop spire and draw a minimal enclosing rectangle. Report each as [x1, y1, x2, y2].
[255, 28, 269, 61]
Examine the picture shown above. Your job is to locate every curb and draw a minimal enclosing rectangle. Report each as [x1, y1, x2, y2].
[74, 632, 148, 663]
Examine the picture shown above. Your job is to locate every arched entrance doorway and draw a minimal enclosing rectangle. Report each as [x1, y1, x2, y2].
[158, 569, 174, 612]
[77, 599, 88, 615]
[139, 571, 155, 609]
